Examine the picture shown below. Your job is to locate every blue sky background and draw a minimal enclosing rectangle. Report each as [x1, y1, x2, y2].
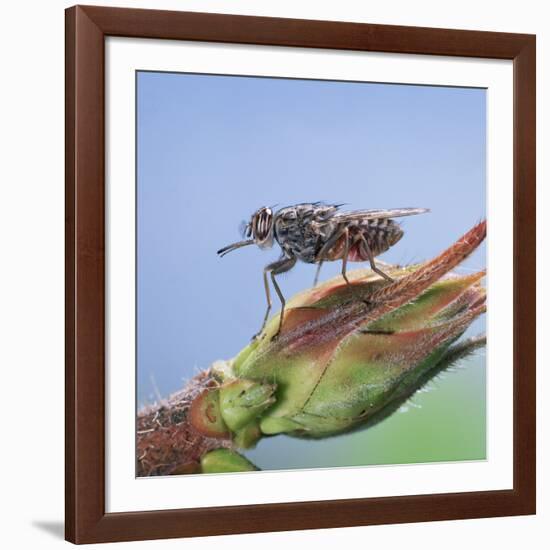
[136, 71, 486, 407]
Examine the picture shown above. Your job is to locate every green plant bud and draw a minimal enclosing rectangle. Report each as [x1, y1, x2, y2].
[233, 422, 263, 448]
[219, 379, 276, 431]
[224, 221, 487, 438]
[201, 449, 258, 473]
[259, 416, 303, 435]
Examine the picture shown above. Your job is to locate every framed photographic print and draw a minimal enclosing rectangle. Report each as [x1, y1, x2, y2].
[65, 5, 536, 544]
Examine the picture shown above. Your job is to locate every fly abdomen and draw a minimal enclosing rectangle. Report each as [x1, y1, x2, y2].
[359, 218, 403, 258]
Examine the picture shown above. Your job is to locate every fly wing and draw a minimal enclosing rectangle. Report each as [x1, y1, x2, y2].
[332, 207, 429, 222]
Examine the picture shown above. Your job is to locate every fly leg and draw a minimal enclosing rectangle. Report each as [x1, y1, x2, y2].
[360, 235, 394, 282]
[314, 225, 351, 286]
[253, 256, 296, 340]
[313, 260, 323, 288]
[270, 256, 297, 339]
[253, 267, 273, 340]
[340, 227, 351, 285]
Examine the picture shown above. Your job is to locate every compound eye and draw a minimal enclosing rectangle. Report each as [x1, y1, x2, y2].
[255, 208, 272, 241]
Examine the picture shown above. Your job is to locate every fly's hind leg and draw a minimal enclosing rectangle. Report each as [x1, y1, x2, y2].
[360, 236, 394, 282]
[253, 255, 297, 341]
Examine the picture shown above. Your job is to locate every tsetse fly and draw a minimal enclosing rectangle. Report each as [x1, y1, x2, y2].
[217, 203, 429, 339]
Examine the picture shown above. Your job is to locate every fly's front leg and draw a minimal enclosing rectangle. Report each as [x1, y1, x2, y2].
[252, 267, 273, 341]
[270, 256, 297, 339]
[253, 256, 296, 340]
[360, 236, 394, 282]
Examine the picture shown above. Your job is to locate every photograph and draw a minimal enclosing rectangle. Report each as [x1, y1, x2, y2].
[0, 0, 541, 546]
[135, 71, 487, 476]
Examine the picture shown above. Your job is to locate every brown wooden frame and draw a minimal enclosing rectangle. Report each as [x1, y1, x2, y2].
[65, 4, 536, 544]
